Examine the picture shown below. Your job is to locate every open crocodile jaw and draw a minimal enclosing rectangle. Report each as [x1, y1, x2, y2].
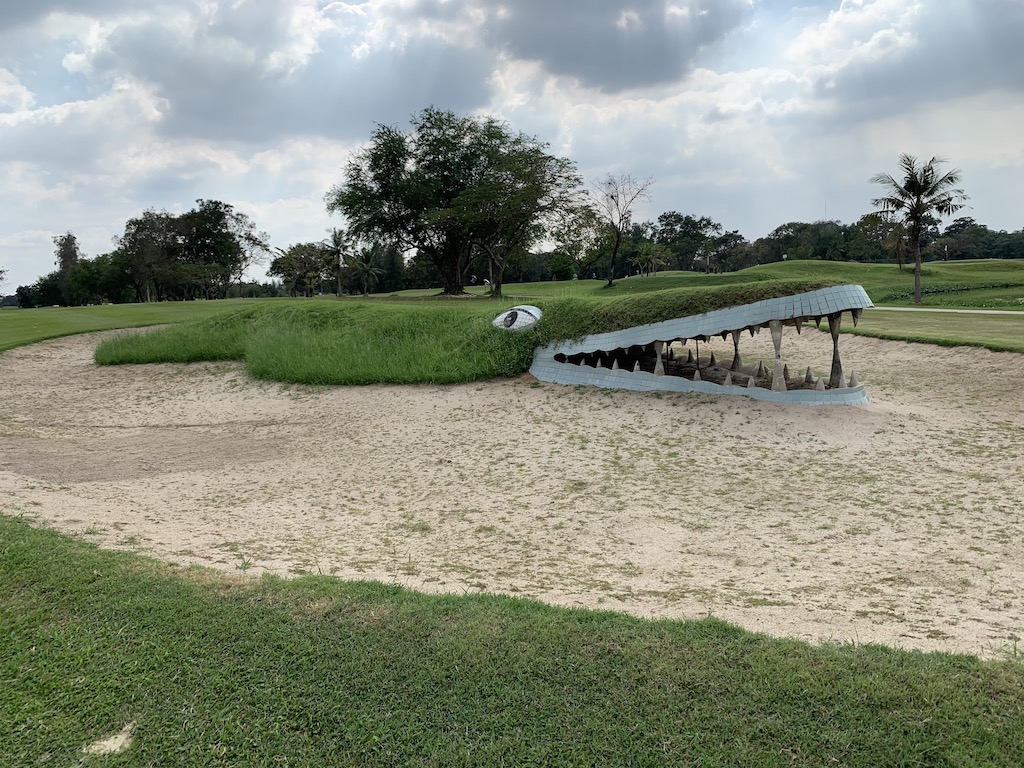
[529, 285, 874, 406]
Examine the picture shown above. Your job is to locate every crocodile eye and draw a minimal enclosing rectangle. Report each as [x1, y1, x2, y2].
[492, 305, 542, 331]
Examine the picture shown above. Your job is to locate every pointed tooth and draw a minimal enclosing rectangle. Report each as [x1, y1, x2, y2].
[755, 361, 767, 377]
[612, 358, 619, 371]
[723, 371, 733, 386]
[721, 331, 729, 341]
[815, 316, 822, 329]
[852, 308, 862, 327]
[746, 376, 756, 388]
[633, 361, 641, 373]
[814, 377, 826, 391]
[709, 352, 717, 367]
[731, 352, 743, 371]
[654, 355, 665, 377]
[848, 371, 859, 387]
[748, 326, 756, 338]
[693, 367, 701, 381]
[804, 366, 814, 384]
[838, 373, 847, 388]
[686, 349, 694, 364]
[771, 367, 787, 392]
[794, 319, 803, 335]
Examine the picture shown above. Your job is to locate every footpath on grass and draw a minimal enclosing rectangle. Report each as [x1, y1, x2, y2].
[872, 306, 1024, 314]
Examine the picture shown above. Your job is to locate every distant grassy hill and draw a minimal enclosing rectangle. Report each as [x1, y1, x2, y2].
[384, 259, 1024, 308]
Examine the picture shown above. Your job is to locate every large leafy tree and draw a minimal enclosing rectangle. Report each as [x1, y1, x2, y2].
[326, 107, 581, 296]
[453, 133, 584, 297]
[871, 154, 969, 304]
[269, 243, 331, 297]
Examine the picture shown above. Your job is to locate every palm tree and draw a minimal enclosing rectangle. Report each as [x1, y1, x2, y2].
[343, 246, 383, 295]
[871, 154, 968, 304]
[324, 228, 351, 296]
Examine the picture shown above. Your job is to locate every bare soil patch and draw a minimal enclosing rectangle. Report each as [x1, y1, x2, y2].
[2, 329, 1023, 657]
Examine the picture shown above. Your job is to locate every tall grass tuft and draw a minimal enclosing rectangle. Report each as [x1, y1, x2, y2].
[243, 303, 538, 385]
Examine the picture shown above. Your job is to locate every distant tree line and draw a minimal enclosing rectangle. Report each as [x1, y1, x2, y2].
[14, 209, 1024, 308]
[9, 113, 1022, 308]
[13, 200, 271, 308]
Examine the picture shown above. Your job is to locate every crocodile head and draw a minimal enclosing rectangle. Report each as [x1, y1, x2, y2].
[509, 283, 873, 406]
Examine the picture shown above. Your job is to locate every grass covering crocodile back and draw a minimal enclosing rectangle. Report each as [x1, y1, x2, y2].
[93, 280, 840, 386]
[532, 279, 840, 347]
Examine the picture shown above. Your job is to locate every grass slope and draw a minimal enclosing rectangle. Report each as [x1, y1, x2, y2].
[93, 282, 838, 386]
[0, 300, 266, 355]
[3, 516, 1023, 766]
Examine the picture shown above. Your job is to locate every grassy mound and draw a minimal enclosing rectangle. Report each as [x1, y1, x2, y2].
[94, 281, 838, 386]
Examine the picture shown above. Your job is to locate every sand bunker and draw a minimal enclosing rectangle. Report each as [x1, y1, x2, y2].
[2, 327, 1023, 657]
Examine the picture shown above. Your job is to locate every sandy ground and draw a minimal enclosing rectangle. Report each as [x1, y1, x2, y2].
[2, 326, 1023, 658]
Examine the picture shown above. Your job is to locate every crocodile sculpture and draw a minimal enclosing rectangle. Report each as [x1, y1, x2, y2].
[495, 283, 874, 405]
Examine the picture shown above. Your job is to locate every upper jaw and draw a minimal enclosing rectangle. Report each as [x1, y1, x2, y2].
[529, 285, 874, 406]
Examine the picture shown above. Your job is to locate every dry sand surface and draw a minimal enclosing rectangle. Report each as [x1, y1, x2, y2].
[2, 326, 1023, 658]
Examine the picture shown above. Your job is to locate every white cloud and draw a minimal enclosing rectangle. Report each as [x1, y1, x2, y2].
[0, 68, 35, 110]
[2, 0, 1023, 291]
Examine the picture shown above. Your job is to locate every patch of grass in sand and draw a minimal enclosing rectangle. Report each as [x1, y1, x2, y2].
[3, 516, 1024, 766]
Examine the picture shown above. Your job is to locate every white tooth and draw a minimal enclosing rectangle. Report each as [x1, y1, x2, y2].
[814, 377, 826, 391]
[804, 366, 814, 384]
[723, 371, 733, 386]
[746, 376, 756, 388]
[771, 367, 787, 392]
[838, 373, 847, 388]
[612, 359, 619, 370]
[849, 371, 859, 387]
[693, 367, 701, 381]
[633, 361, 641, 373]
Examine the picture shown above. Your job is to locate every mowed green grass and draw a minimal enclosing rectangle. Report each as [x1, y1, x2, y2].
[0, 299, 266, 354]
[3, 517, 1023, 766]
[855, 309, 1024, 353]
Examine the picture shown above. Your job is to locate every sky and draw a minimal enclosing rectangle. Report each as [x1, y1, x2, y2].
[2, 0, 1023, 290]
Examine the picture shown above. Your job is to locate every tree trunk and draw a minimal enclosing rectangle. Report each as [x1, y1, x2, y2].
[913, 243, 922, 304]
[605, 231, 622, 287]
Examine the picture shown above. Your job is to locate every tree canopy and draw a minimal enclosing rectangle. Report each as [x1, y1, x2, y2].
[326, 107, 584, 296]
